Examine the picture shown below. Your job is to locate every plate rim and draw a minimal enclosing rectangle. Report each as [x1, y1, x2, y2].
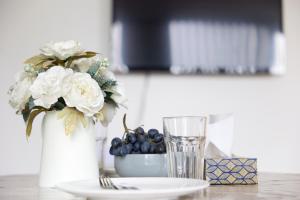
[56, 177, 209, 197]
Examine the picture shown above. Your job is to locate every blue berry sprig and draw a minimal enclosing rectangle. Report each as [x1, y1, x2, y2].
[109, 114, 166, 156]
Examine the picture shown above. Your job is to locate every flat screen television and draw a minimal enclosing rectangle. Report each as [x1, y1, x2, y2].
[112, 0, 285, 75]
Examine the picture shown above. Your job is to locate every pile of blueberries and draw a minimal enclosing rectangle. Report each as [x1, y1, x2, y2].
[109, 127, 166, 156]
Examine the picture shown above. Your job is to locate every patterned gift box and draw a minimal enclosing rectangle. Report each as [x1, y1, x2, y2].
[205, 158, 258, 185]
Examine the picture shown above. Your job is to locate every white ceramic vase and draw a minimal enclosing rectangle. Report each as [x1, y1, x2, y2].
[39, 111, 99, 187]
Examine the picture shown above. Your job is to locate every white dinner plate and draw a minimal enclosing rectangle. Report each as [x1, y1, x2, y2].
[56, 177, 209, 200]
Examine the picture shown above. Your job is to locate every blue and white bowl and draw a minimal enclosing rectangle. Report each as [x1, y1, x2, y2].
[114, 154, 168, 177]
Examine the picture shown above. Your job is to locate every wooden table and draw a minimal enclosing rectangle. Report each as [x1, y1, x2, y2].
[0, 173, 299, 199]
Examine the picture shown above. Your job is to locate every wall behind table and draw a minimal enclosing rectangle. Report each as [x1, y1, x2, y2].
[1, 0, 300, 175]
[106, 0, 300, 173]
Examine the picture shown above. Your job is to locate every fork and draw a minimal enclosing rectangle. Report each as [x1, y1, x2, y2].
[99, 175, 138, 190]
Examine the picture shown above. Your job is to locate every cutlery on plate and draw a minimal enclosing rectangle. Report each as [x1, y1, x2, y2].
[99, 176, 138, 190]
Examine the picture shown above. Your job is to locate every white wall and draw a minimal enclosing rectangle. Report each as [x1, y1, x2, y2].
[1, 0, 300, 175]
[0, 0, 112, 175]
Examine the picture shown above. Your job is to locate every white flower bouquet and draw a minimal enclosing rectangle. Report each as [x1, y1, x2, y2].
[8, 40, 126, 137]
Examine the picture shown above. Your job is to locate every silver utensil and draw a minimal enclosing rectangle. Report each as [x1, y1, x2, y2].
[99, 175, 138, 190]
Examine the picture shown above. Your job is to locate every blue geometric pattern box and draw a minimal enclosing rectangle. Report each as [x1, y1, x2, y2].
[205, 158, 258, 185]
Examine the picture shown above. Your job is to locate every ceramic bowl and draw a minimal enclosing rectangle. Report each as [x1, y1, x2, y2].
[114, 154, 168, 177]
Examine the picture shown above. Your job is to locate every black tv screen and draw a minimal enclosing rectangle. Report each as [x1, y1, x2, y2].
[112, 0, 285, 75]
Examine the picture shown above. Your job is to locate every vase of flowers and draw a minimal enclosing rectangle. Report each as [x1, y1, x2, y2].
[8, 40, 126, 187]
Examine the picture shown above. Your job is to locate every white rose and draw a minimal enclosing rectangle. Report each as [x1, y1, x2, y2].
[40, 40, 83, 60]
[71, 56, 99, 72]
[8, 71, 36, 113]
[30, 66, 73, 108]
[62, 72, 104, 116]
[95, 103, 117, 126]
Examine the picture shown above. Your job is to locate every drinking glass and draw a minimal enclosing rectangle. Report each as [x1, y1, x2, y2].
[163, 116, 207, 179]
[95, 124, 108, 175]
[96, 136, 107, 174]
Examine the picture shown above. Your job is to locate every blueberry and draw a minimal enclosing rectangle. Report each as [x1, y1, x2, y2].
[109, 146, 114, 155]
[154, 134, 164, 143]
[111, 137, 122, 148]
[125, 143, 133, 154]
[141, 141, 151, 153]
[113, 146, 121, 156]
[124, 134, 130, 142]
[148, 129, 159, 138]
[137, 134, 146, 143]
[149, 144, 156, 154]
[127, 133, 137, 144]
[119, 144, 128, 156]
[132, 150, 141, 154]
[133, 142, 140, 151]
[135, 127, 145, 135]
[155, 143, 166, 153]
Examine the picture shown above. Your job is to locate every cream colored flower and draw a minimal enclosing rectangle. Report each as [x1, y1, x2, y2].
[8, 71, 36, 113]
[40, 40, 83, 60]
[62, 72, 104, 116]
[30, 66, 73, 108]
[95, 103, 117, 126]
[71, 56, 100, 72]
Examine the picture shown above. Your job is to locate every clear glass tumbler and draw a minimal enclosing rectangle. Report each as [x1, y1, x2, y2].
[95, 124, 108, 175]
[163, 116, 207, 179]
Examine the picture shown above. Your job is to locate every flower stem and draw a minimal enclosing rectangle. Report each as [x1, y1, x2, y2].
[122, 114, 130, 140]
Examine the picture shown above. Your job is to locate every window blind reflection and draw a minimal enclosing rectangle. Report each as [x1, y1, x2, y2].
[169, 20, 284, 74]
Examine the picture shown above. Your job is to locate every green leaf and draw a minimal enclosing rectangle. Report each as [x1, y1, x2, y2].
[104, 92, 119, 108]
[105, 98, 119, 108]
[22, 97, 35, 122]
[66, 51, 97, 67]
[87, 64, 117, 90]
[101, 80, 117, 90]
[22, 109, 30, 122]
[24, 54, 48, 65]
[24, 54, 58, 71]
[87, 64, 99, 77]
[52, 59, 66, 66]
[57, 107, 88, 136]
[28, 97, 35, 110]
[26, 108, 47, 139]
[85, 51, 97, 57]
[50, 97, 66, 111]
[41, 60, 56, 69]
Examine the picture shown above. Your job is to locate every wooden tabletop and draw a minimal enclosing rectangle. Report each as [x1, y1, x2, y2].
[0, 173, 299, 200]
